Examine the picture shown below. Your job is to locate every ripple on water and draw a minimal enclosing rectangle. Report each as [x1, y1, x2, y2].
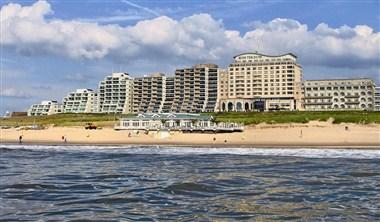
[0, 145, 380, 221]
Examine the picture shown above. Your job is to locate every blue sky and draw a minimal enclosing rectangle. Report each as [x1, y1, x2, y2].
[1, 0, 379, 113]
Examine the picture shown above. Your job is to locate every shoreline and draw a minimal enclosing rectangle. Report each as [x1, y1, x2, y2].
[1, 121, 379, 149]
[1, 141, 380, 149]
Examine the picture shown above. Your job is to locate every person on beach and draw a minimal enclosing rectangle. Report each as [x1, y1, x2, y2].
[300, 130, 303, 138]
[18, 135, 23, 144]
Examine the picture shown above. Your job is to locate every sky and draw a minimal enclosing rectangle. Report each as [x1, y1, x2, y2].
[1, 0, 379, 113]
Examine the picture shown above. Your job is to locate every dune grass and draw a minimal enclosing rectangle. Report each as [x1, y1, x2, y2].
[212, 111, 380, 125]
[1, 111, 379, 127]
[0, 113, 132, 127]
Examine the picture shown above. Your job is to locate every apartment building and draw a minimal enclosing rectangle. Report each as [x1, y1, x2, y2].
[170, 64, 219, 113]
[220, 52, 303, 112]
[161, 77, 175, 113]
[303, 78, 375, 111]
[133, 73, 167, 113]
[27, 100, 62, 116]
[98, 73, 133, 114]
[375, 87, 380, 111]
[62, 89, 96, 113]
[217, 69, 228, 110]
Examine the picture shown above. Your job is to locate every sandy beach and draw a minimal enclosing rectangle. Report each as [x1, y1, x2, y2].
[1, 121, 379, 148]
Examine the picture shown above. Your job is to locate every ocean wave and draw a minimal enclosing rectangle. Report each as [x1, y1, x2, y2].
[1, 144, 380, 159]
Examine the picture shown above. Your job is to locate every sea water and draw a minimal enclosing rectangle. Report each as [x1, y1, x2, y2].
[1, 145, 380, 221]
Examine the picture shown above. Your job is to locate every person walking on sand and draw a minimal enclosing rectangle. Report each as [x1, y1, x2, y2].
[300, 129, 303, 138]
[19, 135, 23, 144]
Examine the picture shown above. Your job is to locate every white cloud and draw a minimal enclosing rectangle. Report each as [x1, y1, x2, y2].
[1, 0, 379, 70]
[0, 88, 32, 98]
[0, 0, 52, 21]
[251, 18, 307, 32]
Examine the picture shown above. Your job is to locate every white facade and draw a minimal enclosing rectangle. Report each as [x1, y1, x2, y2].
[62, 89, 96, 113]
[220, 52, 303, 112]
[98, 73, 133, 114]
[374, 87, 380, 111]
[304, 78, 376, 111]
[27, 100, 62, 116]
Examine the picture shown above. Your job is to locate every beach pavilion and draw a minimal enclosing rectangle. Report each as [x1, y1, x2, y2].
[114, 113, 243, 132]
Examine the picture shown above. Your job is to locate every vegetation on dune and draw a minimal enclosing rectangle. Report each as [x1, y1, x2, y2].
[0, 111, 379, 127]
[0, 113, 132, 127]
[211, 111, 380, 125]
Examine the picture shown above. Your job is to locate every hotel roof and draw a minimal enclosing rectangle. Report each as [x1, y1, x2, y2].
[233, 52, 297, 59]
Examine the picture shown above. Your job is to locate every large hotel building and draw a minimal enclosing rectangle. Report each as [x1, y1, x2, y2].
[304, 78, 376, 110]
[375, 87, 380, 111]
[219, 52, 303, 111]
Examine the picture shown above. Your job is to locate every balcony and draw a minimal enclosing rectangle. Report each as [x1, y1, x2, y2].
[305, 102, 333, 105]
[304, 96, 332, 99]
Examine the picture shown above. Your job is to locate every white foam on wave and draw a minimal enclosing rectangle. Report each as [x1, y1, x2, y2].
[1, 144, 380, 159]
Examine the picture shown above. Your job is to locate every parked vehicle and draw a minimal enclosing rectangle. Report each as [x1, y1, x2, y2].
[85, 123, 97, 130]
